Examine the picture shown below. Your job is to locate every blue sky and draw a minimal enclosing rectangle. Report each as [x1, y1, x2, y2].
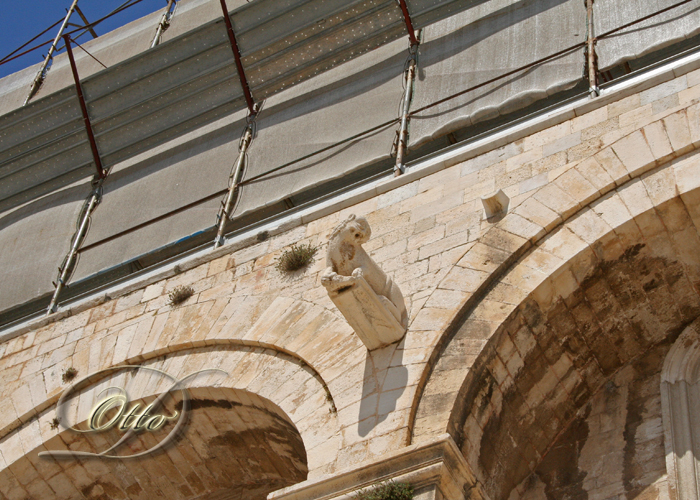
[0, 0, 169, 79]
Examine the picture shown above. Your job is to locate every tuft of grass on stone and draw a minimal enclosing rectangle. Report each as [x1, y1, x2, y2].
[62, 367, 78, 384]
[169, 285, 195, 306]
[50, 417, 60, 430]
[275, 243, 319, 274]
[354, 482, 413, 500]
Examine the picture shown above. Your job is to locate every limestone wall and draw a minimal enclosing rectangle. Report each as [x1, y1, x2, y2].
[0, 62, 699, 499]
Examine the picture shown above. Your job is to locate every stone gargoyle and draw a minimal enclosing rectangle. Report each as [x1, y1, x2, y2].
[321, 214, 408, 350]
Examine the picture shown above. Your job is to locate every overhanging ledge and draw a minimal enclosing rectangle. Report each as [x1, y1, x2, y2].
[269, 434, 490, 500]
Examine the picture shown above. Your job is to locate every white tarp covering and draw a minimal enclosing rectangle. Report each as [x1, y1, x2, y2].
[0, 192, 83, 311]
[235, 0, 585, 217]
[8, 0, 697, 314]
[410, 0, 585, 144]
[73, 110, 248, 281]
[233, 38, 406, 217]
[0, 0, 591, 314]
[594, 0, 700, 70]
[73, 36, 406, 279]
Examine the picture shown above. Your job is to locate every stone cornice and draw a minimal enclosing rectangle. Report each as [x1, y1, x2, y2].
[270, 434, 489, 500]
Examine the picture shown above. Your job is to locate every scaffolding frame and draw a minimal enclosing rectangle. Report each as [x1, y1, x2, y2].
[0, 0, 694, 316]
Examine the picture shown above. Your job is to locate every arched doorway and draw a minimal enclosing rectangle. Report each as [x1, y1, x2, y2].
[414, 165, 700, 500]
[451, 195, 700, 500]
[0, 386, 307, 500]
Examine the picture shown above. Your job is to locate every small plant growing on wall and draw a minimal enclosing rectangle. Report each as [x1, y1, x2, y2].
[61, 367, 78, 384]
[169, 285, 194, 306]
[275, 243, 319, 274]
[354, 482, 413, 500]
[49, 417, 60, 430]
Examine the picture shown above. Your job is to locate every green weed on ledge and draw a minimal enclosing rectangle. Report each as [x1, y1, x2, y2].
[169, 285, 195, 306]
[275, 243, 319, 274]
[354, 482, 413, 500]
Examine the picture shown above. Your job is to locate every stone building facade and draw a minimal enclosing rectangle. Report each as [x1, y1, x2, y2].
[1, 1, 700, 500]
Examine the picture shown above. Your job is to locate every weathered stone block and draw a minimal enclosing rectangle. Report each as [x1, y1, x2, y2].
[643, 121, 674, 161]
[594, 147, 629, 184]
[611, 131, 656, 175]
[663, 110, 693, 156]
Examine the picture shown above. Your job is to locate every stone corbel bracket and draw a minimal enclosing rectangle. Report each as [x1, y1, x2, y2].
[325, 271, 406, 350]
[481, 189, 509, 219]
[269, 434, 491, 500]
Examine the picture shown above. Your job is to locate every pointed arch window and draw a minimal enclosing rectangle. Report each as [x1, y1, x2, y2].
[661, 320, 700, 500]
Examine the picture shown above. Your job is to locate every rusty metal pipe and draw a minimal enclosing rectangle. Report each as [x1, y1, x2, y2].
[394, 52, 417, 177]
[75, 5, 98, 38]
[396, 0, 419, 47]
[151, 0, 177, 48]
[24, 0, 80, 105]
[64, 34, 105, 179]
[220, 0, 255, 114]
[214, 123, 254, 248]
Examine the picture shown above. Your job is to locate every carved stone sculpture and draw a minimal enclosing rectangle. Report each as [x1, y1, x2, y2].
[321, 214, 408, 350]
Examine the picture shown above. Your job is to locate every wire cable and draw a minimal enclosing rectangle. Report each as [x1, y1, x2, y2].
[72, 39, 107, 69]
[0, 18, 63, 64]
[0, 0, 148, 67]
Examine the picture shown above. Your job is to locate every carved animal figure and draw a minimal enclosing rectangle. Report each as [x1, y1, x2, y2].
[321, 214, 408, 328]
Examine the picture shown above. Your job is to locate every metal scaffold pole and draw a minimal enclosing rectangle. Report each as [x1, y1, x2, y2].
[47, 34, 106, 314]
[64, 35, 105, 179]
[220, 0, 256, 115]
[24, 0, 81, 106]
[586, 0, 600, 97]
[394, 0, 420, 177]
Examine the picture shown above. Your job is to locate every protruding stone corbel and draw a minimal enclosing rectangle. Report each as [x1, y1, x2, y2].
[481, 189, 509, 219]
[321, 215, 408, 350]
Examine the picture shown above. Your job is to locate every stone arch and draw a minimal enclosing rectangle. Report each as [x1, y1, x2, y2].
[411, 108, 700, 446]
[0, 344, 342, 498]
[0, 337, 337, 442]
[661, 317, 700, 500]
[0, 386, 308, 500]
[1, 288, 420, 475]
[410, 142, 700, 499]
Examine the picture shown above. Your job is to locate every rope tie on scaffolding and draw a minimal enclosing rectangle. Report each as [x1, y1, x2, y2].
[48, 183, 103, 314]
[151, 0, 178, 48]
[214, 106, 260, 248]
